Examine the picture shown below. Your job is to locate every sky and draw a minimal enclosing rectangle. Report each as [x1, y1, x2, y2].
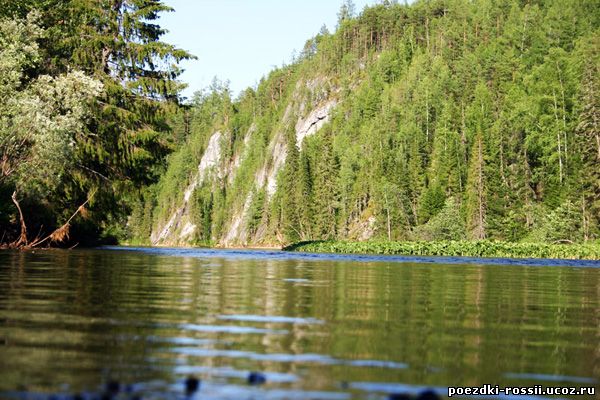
[161, 0, 378, 99]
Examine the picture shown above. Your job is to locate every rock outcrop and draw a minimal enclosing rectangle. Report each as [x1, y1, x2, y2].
[151, 131, 223, 245]
[151, 78, 338, 247]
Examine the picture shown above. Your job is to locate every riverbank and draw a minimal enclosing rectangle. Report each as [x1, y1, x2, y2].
[283, 240, 600, 260]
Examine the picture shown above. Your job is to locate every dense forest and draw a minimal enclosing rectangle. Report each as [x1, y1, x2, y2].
[140, 0, 600, 248]
[0, 0, 192, 247]
[1, 0, 599, 250]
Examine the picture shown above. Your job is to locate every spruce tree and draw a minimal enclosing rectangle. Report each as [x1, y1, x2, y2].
[313, 129, 339, 239]
[280, 126, 301, 242]
[298, 149, 314, 239]
[465, 133, 487, 240]
[61, 0, 193, 238]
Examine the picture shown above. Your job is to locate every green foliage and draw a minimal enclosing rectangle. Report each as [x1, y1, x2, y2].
[527, 200, 584, 243]
[286, 240, 600, 261]
[0, 12, 102, 243]
[127, 185, 156, 244]
[0, 0, 192, 245]
[312, 128, 340, 240]
[418, 183, 445, 224]
[280, 126, 301, 242]
[337, 0, 356, 26]
[152, 145, 194, 226]
[85, 0, 600, 249]
[413, 198, 466, 241]
[246, 188, 266, 237]
[190, 183, 214, 244]
[0, 14, 101, 194]
[574, 34, 600, 240]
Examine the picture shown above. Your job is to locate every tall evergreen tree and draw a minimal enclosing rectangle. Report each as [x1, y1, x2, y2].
[280, 126, 301, 242]
[465, 133, 487, 240]
[49, 0, 192, 240]
[313, 128, 339, 239]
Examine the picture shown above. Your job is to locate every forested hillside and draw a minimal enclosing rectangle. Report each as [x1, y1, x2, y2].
[135, 0, 599, 247]
[1, 0, 598, 249]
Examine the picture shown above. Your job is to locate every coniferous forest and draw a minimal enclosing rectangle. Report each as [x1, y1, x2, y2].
[1, 0, 599, 256]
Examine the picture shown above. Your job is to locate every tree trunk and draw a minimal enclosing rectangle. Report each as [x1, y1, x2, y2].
[476, 135, 486, 239]
[553, 90, 564, 184]
[384, 191, 391, 241]
[11, 191, 28, 247]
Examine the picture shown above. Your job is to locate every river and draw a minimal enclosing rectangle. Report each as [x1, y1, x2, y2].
[0, 248, 598, 399]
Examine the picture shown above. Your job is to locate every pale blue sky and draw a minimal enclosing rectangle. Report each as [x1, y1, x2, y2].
[161, 0, 378, 99]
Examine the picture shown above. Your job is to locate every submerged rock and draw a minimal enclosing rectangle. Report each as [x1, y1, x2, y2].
[388, 394, 412, 400]
[247, 371, 266, 385]
[185, 376, 200, 394]
[416, 389, 440, 400]
[106, 380, 120, 395]
[388, 390, 441, 400]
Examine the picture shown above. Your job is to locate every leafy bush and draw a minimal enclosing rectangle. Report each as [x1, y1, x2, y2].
[413, 198, 466, 241]
[526, 201, 583, 243]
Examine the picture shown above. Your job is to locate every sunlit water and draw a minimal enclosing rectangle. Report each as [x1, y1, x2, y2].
[0, 248, 598, 399]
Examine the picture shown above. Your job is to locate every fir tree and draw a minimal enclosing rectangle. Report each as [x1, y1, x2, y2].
[313, 128, 339, 239]
[280, 126, 301, 242]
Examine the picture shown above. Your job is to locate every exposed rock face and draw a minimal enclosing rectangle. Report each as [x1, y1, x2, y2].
[222, 192, 253, 246]
[227, 123, 255, 184]
[151, 78, 338, 247]
[295, 100, 337, 147]
[151, 131, 223, 245]
[348, 215, 377, 241]
[255, 103, 294, 198]
[253, 99, 337, 200]
[222, 99, 337, 245]
[198, 131, 223, 179]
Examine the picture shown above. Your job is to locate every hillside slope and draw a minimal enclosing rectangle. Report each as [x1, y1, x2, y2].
[130, 0, 600, 247]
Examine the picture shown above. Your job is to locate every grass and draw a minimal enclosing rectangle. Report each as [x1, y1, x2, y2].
[283, 240, 600, 260]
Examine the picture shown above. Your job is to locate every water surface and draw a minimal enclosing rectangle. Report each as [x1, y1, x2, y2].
[0, 248, 598, 399]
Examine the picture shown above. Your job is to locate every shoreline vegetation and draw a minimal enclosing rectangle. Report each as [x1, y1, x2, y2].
[283, 240, 600, 260]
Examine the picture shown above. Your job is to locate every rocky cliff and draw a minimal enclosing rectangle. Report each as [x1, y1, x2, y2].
[151, 77, 338, 247]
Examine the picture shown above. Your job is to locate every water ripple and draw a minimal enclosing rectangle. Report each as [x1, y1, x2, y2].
[504, 372, 597, 384]
[171, 347, 408, 370]
[179, 323, 289, 335]
[218, 314, 324, 325]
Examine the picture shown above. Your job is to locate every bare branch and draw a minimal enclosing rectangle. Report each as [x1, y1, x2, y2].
[29, 189, 97, 248]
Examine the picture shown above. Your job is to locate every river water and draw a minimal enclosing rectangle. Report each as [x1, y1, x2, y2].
[0, 248, 598, 399]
